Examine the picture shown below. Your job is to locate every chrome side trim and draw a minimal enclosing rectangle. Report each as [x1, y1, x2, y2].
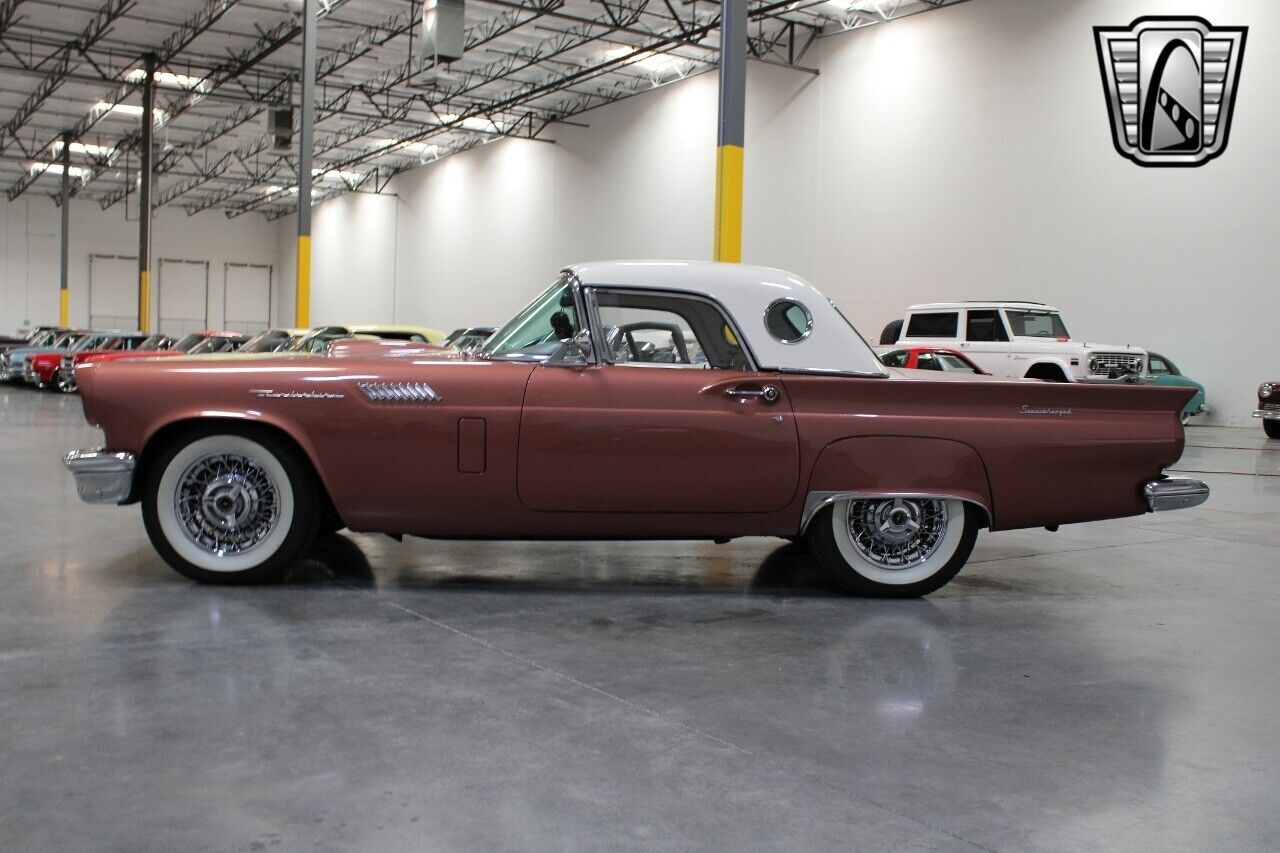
[1144, 478, 1210, 512]
[1252, 409, 1280, 421]
[64, 448, 136, 504]
[357, 382, 443, 403]
[799, 490, 992, 535]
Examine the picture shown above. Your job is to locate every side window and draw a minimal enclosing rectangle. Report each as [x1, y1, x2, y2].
[880, 350, 908, 368]
[1148, 355, 1170, 375]
[905, 312, 958, 338]
[915, 352, 943, 371]
[966, 310, 1008, 342]
[592, 289, 750, 370]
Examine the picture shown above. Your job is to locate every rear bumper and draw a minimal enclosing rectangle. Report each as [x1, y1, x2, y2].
[64, 449, 136, 504]
[1254, 409, 1280, 421]
[1144, 477, 1210, 512]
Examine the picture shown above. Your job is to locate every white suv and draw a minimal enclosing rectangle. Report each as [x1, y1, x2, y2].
[882, 302, 1149, 383]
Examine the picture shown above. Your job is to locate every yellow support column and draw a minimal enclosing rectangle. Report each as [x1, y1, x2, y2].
[59, 289, 69, 326]
[713, 144, 744, 263]
[295, 235, 311, 327]
[713, 0, 746, 263]
[138, 270, 150, 331]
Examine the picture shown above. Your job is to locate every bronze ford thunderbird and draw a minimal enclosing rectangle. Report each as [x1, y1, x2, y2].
[64, 262, 1208, 596]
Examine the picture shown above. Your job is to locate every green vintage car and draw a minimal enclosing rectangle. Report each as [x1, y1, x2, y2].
[1148, 352, 1207, 425]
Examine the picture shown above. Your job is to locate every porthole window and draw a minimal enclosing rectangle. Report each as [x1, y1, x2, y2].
[764, 298, 812, 344]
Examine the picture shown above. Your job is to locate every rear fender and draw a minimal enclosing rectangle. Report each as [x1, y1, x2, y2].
[800, 436, 994, 534]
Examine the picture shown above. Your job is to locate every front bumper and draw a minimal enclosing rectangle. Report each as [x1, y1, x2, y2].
[1144, 477, 1210, 512]
[1076, 374, 1156, 385]
[21, 362, 39, 384]
[64, 449, 135, 504]
[1254, 409, 1280, 421]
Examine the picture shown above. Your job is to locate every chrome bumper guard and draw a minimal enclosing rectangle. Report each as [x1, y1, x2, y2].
[1253, 409, 1280, 421]
[1144, 477, 1210, 512]
[64, 449, 136, 504]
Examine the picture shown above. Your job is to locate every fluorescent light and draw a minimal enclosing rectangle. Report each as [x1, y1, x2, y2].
[313, 168, 365, 183]
[601, 46, 681, 75]
[51, 140, 116, 158]
[369, 138, 439, 157]
[433, 113, 496, 132]
[29, 162, 91, 179]
[260, 185, 298, 195]
[125, 68, 210, 92]
[91, 101, 170, 123]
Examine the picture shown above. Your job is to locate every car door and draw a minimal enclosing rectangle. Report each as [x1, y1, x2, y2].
[959, 309, 1012, 377]
[517, 287, 800, 514]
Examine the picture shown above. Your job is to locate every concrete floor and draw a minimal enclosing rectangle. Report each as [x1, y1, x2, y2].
[1, 387, 1278, 852]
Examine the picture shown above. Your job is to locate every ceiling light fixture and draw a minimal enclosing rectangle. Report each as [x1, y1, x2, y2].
[50, 140, 116, 158]
[125, 68, 210, 93]
[29, 162, 91, 179]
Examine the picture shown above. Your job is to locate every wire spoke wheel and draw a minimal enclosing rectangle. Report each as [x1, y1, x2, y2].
[175, 452, 280, 557]
[811, 496, 978, 596]
[845, 497, 949, 571]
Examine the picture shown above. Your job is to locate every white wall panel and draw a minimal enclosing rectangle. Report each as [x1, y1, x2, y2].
[158, 259, 209, 336]
[88, 254, 137, 329]
[311, 192, 397, 325]
[223, 263, 272, 333]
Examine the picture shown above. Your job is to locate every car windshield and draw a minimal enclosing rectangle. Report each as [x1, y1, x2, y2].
[172, 333, 204, 352]
[936, 353, 979, 373]
[482, 276, 580, 361]
[70, 334, 108, 351]
[188, 336, 240, 354]
[139, 333, 170, 351]
[240, 330, 292, 353]
[1003, 309, 1070, 339]
[291, 327, 348, 353]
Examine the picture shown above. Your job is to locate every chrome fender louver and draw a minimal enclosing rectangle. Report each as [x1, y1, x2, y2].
[357, 382, 443, 403]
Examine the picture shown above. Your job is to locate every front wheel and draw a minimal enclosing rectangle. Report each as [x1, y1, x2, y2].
[54, 371, 76, 394]
[1265, 419, 1280, 440]
[142, 428, 322, 584]
[808, 497, 979, 597]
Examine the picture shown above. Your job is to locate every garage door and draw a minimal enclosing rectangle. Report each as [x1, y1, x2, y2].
[158, 259, 209, 337]
[88, 254, 138, 330]
[223, 263, 272, 334]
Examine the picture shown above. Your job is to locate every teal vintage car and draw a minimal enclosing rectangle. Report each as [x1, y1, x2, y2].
[1148, 352, 1207, 424]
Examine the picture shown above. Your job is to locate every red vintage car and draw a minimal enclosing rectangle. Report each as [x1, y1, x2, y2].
[1256, 382, 1280, 438]
[64, 262, 1208, 596]
[28, 332, 167, 392]
[878, 346, 986, 374]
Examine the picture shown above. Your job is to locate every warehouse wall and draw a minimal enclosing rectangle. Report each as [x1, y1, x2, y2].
[292, 0, 1273, 425]
[0, 196, 277, 333]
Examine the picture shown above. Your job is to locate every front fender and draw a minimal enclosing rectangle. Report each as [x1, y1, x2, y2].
[801, 436, 994, 533]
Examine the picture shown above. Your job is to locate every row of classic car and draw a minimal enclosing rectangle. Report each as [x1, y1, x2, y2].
[62, 261, 1211, 596]
[880, 300, 1221, 425]
[0, 324, 455, 393]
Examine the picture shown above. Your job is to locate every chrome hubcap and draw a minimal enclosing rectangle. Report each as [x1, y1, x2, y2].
[175, 453, 279, 556]
[846, 498, 949, 570]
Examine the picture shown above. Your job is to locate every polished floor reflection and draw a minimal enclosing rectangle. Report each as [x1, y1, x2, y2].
[2, 388, 1278, 850]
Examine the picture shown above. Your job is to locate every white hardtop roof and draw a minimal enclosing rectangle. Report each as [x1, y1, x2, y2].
[907, 301, 1060, 312]
[564, 261, 886, 377]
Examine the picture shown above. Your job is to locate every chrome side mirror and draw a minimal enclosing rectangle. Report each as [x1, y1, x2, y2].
[549, 329, 593, 366]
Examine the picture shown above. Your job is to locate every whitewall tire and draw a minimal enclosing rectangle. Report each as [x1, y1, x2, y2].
[142, 428, 321, 584]
[809, 497, 979, 597]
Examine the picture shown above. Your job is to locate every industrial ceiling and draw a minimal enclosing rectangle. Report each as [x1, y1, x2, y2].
[0, 0, 962, 219]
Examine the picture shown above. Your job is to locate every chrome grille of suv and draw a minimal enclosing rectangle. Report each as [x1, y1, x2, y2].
[1089, 352, 1143, 376]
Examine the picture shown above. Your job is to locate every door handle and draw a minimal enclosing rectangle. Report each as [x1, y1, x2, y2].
[725, 385, 780, 404]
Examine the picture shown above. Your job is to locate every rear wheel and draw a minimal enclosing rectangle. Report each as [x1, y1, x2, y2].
[142, 428, 321, 584]
[1265, 420, 1280, 440]
[808, 497, 979, 597]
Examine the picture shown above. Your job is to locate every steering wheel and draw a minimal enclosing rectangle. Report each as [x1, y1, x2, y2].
[615, 322, 690, 363]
